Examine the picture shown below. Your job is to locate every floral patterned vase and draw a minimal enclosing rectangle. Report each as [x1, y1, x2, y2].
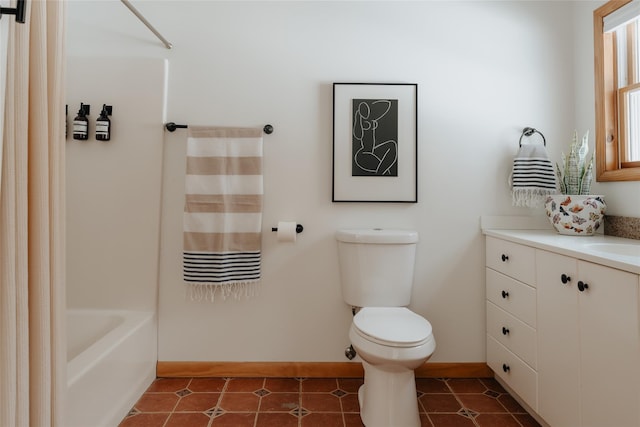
[544, 195, 606, 236]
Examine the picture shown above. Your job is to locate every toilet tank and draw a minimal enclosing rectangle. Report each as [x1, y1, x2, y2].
[336, 229, 418, 307]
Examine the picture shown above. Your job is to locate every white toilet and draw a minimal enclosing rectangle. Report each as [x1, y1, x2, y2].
[336, 228, 436, 427]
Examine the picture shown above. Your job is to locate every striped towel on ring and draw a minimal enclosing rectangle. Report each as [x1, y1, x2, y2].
[511, 143, 557, 207]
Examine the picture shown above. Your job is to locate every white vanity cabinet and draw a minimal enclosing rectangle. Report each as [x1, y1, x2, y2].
[485, 231, 640, 427]
[485, 237, 538, 410]
[536, 249, 640, 427]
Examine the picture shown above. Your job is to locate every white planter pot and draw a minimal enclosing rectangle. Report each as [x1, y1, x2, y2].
[544, 195, 606, 236]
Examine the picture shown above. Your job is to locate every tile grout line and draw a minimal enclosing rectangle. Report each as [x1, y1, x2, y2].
[243, 377, 261, 426]
[160, 378, 189, 427]
[477, 378, 530, 427]
[443, 379, 474, 427]
[206, 377, 226, 427]
[299, 378, 304, 427]
[297, 378, 302, 427]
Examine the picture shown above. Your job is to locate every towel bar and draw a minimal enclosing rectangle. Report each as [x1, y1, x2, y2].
[165, 122, 274, 134]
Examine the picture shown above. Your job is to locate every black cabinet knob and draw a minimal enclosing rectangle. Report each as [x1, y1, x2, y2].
[501, 254, 509, 262]
[561, 274, 571, 284]
[502, 363, 510, 373]
[578, 281, 589, 292]
[501, 290, 509, 299]
[502, 327, 510, 336]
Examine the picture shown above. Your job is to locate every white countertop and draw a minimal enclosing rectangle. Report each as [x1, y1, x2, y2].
[483, 229, 640, 274]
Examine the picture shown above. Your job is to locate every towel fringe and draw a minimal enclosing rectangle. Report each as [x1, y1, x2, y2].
[187, 281, 260, 302]
[512, 188, 556, 208]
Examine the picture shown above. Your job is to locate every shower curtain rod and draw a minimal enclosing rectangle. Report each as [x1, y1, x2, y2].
[121, 0, 172, 50]
[0, 0, 26, 23]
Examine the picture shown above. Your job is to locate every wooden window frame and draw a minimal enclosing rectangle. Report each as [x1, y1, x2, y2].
[594, 0, 640, 181]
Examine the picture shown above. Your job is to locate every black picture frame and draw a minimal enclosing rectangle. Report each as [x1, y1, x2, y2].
[332, 82, 418, 203]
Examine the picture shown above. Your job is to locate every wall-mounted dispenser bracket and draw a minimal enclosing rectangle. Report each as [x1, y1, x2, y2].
[79, 103, 90, 116]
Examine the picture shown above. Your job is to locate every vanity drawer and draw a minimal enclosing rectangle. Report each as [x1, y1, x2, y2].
[486, 301, 537, 369]
[486, 268, 536, 328]
[487, 335, 538, 411]
[486, 237, 535, 285]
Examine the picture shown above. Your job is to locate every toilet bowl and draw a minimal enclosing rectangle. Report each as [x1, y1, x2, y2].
[349, 307, 435, 427]
[335, 229, 436, 426]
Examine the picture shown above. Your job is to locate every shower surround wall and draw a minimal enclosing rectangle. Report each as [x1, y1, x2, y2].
[66, 1, 640, 367]
[65, 57, 166, 425]
[66, 57, 166, 311]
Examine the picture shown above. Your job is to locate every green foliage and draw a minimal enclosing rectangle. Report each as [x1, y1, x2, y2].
[555, 130, 593, 195]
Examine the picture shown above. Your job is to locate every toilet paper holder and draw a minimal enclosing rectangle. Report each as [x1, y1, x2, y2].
[271, 224, 304, 233]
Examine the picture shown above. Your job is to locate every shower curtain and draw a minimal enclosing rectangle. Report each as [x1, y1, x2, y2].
[0, 3, 7, 185]
[0, 1, 66, 426]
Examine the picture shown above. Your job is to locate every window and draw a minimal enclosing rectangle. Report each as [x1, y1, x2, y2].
[594, 0, 640, 181]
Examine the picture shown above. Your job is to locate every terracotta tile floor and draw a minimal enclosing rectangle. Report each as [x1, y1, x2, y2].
[118, 377, 542, 427]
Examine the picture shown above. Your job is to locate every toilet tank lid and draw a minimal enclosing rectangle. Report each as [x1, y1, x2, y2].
[336, 229, 418, 244]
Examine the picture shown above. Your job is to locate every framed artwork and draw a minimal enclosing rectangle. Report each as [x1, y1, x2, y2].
[332, 82, 418, 203]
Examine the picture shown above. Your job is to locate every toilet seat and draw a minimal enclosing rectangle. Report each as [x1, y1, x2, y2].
[353, 307, 432, 348]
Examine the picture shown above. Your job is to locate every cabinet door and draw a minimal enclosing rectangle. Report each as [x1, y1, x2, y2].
[536, 250, 580, 427]
[578, 261, 640, 427]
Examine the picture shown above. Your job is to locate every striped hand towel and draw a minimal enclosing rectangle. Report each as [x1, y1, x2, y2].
[511, 143, 557, 207]
[183, 126, 263, 301]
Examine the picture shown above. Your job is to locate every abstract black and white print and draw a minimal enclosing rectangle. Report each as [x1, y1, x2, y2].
[351, 98, 398, 176]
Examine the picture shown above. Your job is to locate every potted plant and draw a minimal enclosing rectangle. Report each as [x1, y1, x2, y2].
[544, 130, 606, 235]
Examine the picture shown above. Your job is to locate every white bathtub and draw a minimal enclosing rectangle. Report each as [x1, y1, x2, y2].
[66, 309, 156, 427]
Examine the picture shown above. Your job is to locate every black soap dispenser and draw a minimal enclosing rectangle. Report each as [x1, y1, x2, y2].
[73, 103, 90, 140]
[96, 104, 112, 141]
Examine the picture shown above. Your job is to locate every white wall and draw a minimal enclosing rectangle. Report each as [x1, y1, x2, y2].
[66, 1, 598, 363]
